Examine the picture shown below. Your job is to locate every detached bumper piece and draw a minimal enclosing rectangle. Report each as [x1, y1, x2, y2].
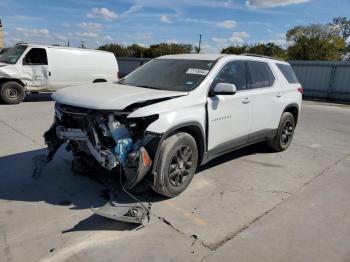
[91, 199, 150, 224]
[92, 203, 144, 224]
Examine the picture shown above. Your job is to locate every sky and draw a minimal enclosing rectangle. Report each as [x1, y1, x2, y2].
[0, 0, 349, 52]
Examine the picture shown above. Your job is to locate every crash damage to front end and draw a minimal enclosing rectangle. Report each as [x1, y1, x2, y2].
[44, 102, 161, 223]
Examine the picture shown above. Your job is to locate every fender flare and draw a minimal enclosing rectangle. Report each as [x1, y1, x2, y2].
[150, 121, 206, 176]
[0, 78, 26, 88]
[283, 103, 300, 124]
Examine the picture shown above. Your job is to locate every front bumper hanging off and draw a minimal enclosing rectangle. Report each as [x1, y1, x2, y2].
[43, 118, 154, 224]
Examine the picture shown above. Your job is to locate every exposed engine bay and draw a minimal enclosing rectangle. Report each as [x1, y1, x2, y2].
[43, 102, 161, 224]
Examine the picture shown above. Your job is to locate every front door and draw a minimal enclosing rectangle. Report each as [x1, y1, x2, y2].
[22, 48, 49, 89]
[207, 60, 251, 152]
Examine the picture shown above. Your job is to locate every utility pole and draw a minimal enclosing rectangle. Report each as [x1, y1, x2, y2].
[197, 34, 202, 53]
[0, 19, 4, 49]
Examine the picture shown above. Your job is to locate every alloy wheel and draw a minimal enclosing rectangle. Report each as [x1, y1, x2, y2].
[168, 145, 193, 187]
[280, 120, 294, 146]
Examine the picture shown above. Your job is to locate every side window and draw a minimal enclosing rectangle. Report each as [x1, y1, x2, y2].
[247, 61, 275, 89]
[212, 61, 247, 91]
[276, 63, 299, 83]
[23, 48, 48, 65]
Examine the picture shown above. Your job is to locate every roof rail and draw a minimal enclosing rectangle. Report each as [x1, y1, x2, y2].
[241, 53, 285, 62]
[16, 42, 28, 46]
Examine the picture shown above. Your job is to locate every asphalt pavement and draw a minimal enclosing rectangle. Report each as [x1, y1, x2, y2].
[0, 95, 349, 262]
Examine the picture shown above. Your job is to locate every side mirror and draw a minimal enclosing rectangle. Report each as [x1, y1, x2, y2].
[212, 83, 237, 95]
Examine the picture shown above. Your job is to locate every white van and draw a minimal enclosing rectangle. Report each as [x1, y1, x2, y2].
[0, 44, 119, 104]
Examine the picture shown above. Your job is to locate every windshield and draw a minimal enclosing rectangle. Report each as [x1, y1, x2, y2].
[0, 45, 27, 64]
[119, 59, 215, 92]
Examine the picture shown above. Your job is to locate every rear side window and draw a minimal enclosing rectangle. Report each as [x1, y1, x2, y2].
[277, 63, 299, 83]
[247, 61, 275, 89]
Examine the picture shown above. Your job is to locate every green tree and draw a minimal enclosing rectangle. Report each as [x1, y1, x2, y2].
[145, 43, 193, 58]
[286, 24, 345, 60]
[97, 43, 193, 58]
[343, 43, 350, 60]
[221, 43, 286, 59]
[126, 44, 147, 58]
[248, 43, 286, 59]
[330, 17, 350, 41]
[97, 44, 132, 57]
[221, 45, 249, 55]
[344, 43, 350, 53]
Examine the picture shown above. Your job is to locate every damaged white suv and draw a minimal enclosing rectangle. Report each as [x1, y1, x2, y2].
[45, 54, 302, 197]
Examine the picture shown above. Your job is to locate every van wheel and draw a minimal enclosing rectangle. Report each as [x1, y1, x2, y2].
[267, 112, 295, 152]
[152, 132, 198, 197]
[0, 81, 25, 104]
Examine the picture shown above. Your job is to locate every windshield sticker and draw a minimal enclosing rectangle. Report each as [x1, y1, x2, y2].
[185, 81, 193, 85]
[186, 68, 209, 76]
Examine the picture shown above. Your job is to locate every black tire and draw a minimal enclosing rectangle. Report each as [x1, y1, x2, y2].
[0, 81, 25, 104]
[267, 112, 295, 152]
[152, 132, 198, 197]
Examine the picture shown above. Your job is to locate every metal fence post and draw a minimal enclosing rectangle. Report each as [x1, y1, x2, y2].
[327, 63, 337, 100]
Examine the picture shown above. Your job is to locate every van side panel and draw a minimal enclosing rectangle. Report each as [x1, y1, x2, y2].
[47, 48, 118, 90]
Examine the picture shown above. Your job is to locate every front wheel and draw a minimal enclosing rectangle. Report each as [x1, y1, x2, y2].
[267, 112, 296, 152]
[152, 132, 198, 197]
[0, 81, 25, 104]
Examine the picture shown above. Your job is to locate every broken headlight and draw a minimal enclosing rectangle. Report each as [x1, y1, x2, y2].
[126, 114, 159, 140]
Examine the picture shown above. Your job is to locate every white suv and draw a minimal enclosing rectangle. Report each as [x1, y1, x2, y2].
[45, 54, 302, 197]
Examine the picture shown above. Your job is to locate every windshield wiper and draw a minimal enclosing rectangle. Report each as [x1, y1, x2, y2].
[136, 85, 159, 90]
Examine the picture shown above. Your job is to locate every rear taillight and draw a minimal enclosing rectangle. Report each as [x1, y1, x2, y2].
[297, 87, 304, 94]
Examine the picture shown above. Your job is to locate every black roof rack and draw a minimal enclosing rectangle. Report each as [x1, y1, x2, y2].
[241, 53, 285, 62]
[16, 42, 28, 46]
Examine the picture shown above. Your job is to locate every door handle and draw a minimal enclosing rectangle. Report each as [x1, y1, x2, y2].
[276, 92, 282, 98]
[242, 97, 251, 104]
[48, 71, 51, 77]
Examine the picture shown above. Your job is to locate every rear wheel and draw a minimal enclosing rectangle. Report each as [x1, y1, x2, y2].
[152, 132, 198, 197]
[0, 81, 25, 104]
[267, 112, 295, 152]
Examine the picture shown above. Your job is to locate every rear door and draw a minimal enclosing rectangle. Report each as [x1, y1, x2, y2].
[275, 63, 302, 108]
[207, 60, 251, 152]
[21, 48, 49, 89]
[246, 61, 282, 142]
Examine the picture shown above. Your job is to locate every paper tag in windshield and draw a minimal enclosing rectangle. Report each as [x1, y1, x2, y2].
[186, 68, 209, 76]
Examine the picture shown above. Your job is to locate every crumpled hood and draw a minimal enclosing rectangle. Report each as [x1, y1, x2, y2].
[52, 82, 187, 110]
